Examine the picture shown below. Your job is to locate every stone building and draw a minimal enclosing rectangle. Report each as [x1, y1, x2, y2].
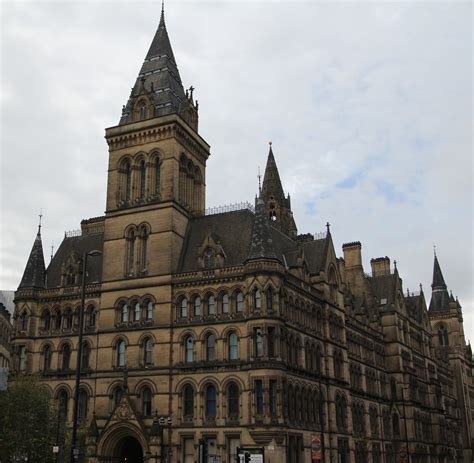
[0, 302, 12, 370]
[10, 7, 474, 463]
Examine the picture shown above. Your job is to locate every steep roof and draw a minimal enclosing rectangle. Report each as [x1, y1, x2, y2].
[119, 6, 186, 125]
[18, 227, 46, 290]
[429, 254, 450, 312]
[178, 208, 330, 274]
[46, 233, 104, 288]
[261, 145, 286, 202]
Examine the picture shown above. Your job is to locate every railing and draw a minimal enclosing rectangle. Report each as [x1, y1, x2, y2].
[65, 229, 82, 238]
[205, 201, 254, 216]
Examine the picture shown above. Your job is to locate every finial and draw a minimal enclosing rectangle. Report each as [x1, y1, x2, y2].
[419, 283, 423, 292]
[189, 85, 194, 100]
[394, 260, 397, 270]
[269, 141, 272, 147]
[50, 243, 54, 262]
[326, 222, 330, 233]
[38, 209, 43, 234]
[258, 166, 262, 195]
[407, 288, 410, 297]
[433, 243, 437, 256]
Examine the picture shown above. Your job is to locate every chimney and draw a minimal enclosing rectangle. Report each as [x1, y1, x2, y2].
[342, 241, 362, 268]
[370, 257, 391, 276]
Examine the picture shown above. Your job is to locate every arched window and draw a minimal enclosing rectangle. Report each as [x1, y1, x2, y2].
[184, 336, 194, 363]
[154, 158, 161, 198]
[228, 332, 238, 360]
[81, 342, 90, 370]
[193, 296, 201, 317]
[78, 390, 88, 420]
[236, 291, 244, 313]
[113, 386, 123, 408]
[206, 334, 216, 361]
[146, 300, 153, 320]
[180, 297, 188, 318]
[58, 390, 68, 423]
[42, 310, 51, 330]
[266, 289, 273, 311]
[315, 344, 322, 375]
[205, 384, 217, 419]
[61, 344, 71, 371]
[142, 387, 152, 416]
[65, 267, 76, 286]
[121, 303, 129, 323]
[143, 338, 153, 366]
[222, 293, 229, 313]
[117, 340, 126, 367]
[183, 384, 194, 419]
[20, 311, 28, 332]
[139, 160, 146, 199]
[204, 248, 215, 269]
[392, 413, 400, 436]
[134, 302, 141, 322]
[55, 309, 62, 330]
[86, 305, 96, 327]
[64, 308, 73, 330]
[42, 345, 52, 371]
[138, 225, 149, 273]
[438, 325, 449, 346]
[227, 382, 239, 419]
[329, 267, 338, 303]
[334, 349, 343, 380]
[254, 289, 262, 310]
[207, 295, 215, 315]
[335, 394, 347, 430]
[254, 327, 263, 358]
[124, 162, 132, 202]
[125, 229, 136, 276]
[369, 406, 379, 436]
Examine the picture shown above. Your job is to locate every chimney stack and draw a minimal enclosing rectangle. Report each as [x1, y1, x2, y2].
[370, 257, 391, 276]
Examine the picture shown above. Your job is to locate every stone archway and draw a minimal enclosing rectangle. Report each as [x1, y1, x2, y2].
[97, 423, 148, 463]
[115, 436, 143, 463]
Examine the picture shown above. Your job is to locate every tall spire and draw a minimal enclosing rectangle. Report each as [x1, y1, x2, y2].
[260, 144, 297, 237]
[119, 3, 189, 125]
[18, 219, 46, 291]
[428, 254, 449, 312]
[261, 142, 285, 202]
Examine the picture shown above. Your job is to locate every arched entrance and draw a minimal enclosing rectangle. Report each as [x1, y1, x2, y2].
[116, 436, 143, 463]
[97, 422, 148, 463]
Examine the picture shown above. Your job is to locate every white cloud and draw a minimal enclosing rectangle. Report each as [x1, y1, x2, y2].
[1, 1, 472, 340]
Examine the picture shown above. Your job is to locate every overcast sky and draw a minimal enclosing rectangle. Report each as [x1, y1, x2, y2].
[1, 1, 472, 339]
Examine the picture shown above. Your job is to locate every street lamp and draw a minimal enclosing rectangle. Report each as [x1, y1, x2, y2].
[70, 250, 102, 461]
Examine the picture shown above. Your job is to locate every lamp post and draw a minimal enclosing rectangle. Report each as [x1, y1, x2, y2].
[70, 250, 102, 461]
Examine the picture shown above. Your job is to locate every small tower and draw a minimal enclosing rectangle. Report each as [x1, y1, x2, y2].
[260, 143, 297, 237]
[18, 221, 46, 291]
[102, 4, 210, 283]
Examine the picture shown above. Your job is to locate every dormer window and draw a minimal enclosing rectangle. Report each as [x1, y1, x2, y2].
[204, 247, 215, 269]
[65, 266, 76, 286]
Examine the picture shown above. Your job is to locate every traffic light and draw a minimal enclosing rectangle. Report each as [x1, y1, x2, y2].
[244, 451, 251, 463]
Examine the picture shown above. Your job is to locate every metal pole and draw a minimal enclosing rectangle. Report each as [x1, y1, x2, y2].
[70, 252, 89, 461]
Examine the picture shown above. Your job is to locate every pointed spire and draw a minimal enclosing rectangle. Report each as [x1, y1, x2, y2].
[119, 3, 186, 125]
[432, 254, 447, 289]
[260, 144, 297, 237]
[246, 196, 278, 262]
[429, 253, 450, 312]
[18, 219, 46, 290]
[261, 142, 285, 202]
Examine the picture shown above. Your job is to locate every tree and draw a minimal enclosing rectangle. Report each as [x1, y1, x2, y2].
[0, 377, 57, 462]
